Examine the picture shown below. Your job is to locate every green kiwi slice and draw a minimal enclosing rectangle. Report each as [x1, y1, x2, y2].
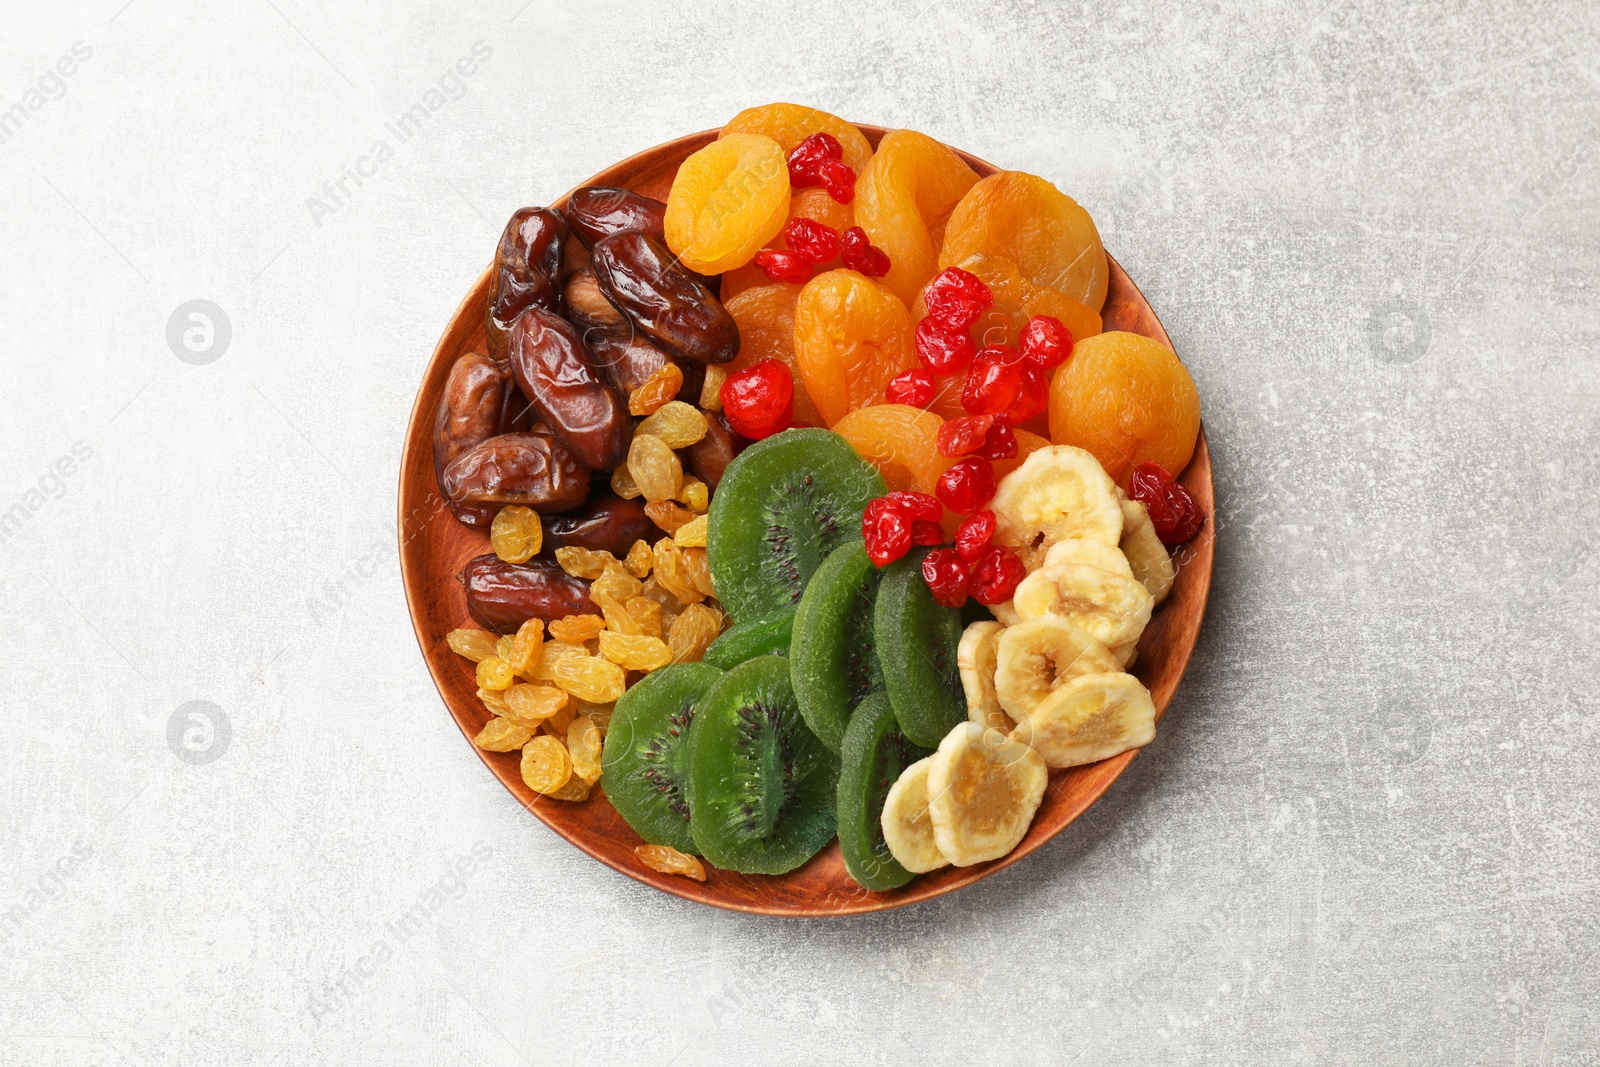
[790, 540, 883, 752]
[702, 606, 796, 670]
[874, 548, 966, 749]
[601, 662, 722, 853]
[837, 690, 931, 891]
[706, 428, 886, 622]
[686, 656, 839, 875]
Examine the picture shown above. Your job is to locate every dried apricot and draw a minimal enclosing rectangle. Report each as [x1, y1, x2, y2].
[668, 602, 722, 663]
[598, 631, 672, 671]
[489, 505, 542, 564]
[628, 362, 684, 417]
[940, 171, 1108, 314]
[1048, 331, 1201, 487]
[665, 134, 790, 275]
[723, 284, 825, 427]
[520, 735, 572, 794]
[636, 401, 708, 449]
[722, 187, 857, 299]
[990, 427, 1052, 483]
[548, 614, 606, 643]
[446, 628, 499, 663]
[720, 103, 873, 171]
[475, 717, 533, 752]
[831, 404, 954, 498]
[567, 714, 605, 782]
[634, 843, 707, 881]
[628, 433, 683, 504]
[792, 269, 917, 426]
[917, 252, 1101, 350]
[854, 130, 979, 306]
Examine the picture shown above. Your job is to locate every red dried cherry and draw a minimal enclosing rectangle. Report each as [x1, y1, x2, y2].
[969, 545, 1025, 605]
[954, 509, 995, 562]
[783, 217, 841, 263]
[862, 496, 912, 567]
[753, 249, 811, 285]
[921, 548, 970, 608]
[885, 366, 935, 407]
[962, 346, 1024, 416]
[839, 226, 890, 277]
[1005, 359, 1049, 423]
[818, 159, 857, 204]
[936, 414, 994, 457]
[882, 491, 943, 524]
[915, 317, 975, 375]
[787, 132, 843, 187]
[1020, 315, 1074, 371]
[910, 520, 944, 547]
[973, 416, 1017, 460]
[936, 456, 996, 514]
[923, 267, 994, 330]
[1129, 462, 1205, 545]
[720, 358, 794, 440]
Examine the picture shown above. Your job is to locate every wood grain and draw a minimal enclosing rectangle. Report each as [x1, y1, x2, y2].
[397, 126, 1214, 916]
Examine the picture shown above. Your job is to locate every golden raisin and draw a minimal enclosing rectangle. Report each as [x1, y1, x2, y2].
[628, 433, 683, 504]
[495, 635, 515, 661]
[504, 683, 568, 724]
[549, 614, 607, 643]
[447, 628, 499, 663]
[628, 362, 683, 416]
[551, 654, 627, 704]
[592, 560, 643, 605]
[611, 464, 642, 500]
[636, 401, 708, 449]
[676, 477, 709, 513]
[504, 619, 544, 675]
[490, 505, 543, 564]
[567, 714, 605, 783]
[673, 514, 709, 548]
[475, 717, 533, 752]
[646, 500, 698, 534]
[577, 702, 614, 733]
[652, 540, 705, 604]
[543, 701, 576, 737]
[554, 546, 616, 580]
[700, 365, 727, 411]
[669, 603, 722, 663]
[525, 640, 590, 683]
[475, 656, 515, 690]
[681, 547, 715, 598]
[634, 844, 707, 881]
[545, 775, 591, 801]
[477, 687, 513, 717]
[592, 589, 642, 636]
[624, 539, 654, 578]
[623, 596, 663, 639]
[598, 631, 673, 672]
[520, 735, 572, 794]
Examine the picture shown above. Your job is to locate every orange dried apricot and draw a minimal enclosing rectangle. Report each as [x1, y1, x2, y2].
[915, 252, 1101, 348]
[723, 284, 825, 427]
[940, 171, 1109, 313]
[990, 427, 1052, 483]
[721, 187, 856, 300]
[854, 130, 979, 306]
[720, 103, 874, 171]
[831, 404, 953, 497]
[792, 269, 917, 426]
[664, 134, 790, 274]
[1048, 331, 1201, 488]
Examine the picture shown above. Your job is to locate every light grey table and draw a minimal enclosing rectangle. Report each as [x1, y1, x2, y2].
[1, 1, 1594, 1063]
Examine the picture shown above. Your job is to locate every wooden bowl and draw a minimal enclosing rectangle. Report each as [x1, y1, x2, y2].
[398, 126, 1214, 916]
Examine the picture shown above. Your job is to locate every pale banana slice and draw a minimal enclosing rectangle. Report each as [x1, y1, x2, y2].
[989, 600, 1022, 626]
[1119, 499, 1175, 605]
[1012, 563, 1153, 648]
[1041, 536, 1136, 580]
[990, 445, 1123, 571]
[927, 723, 1047, 866]
[1010, 672, 1157, 768]
[880, 756, 950, 873]
[1110, 639, 1139, 670]
[993, 616, 1119, 718]
[957, 621, 1012, 731]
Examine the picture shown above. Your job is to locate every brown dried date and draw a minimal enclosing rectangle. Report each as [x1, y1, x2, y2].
[544, 495, 661, 556]
[682, 411, 747, 491]
[590, 231, 739, 365]
[507, 307, 632, 471]
[459, 554, 598, 634]
[434, 352, 512, 527]
[486, 207, 566, 362]
[566, 186, 666, 248]
[563, 269, 675, 393]
[441, 430, 590, 512]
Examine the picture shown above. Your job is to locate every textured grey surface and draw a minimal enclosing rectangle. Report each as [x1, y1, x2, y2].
[1, 0, 1596, 1062]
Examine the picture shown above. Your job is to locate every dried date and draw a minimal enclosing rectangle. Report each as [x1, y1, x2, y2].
[544, 495, 660, 556]
[434, 351, 512, 527]
[507, 307, 632, 471]
[459, 554, 598, 634]
[486, 207, 566, 362]
[591, 231, 739, 365]
[681, 411, 747, 490]
[566, 186, 666, 248]
[441, 430, 590, 512]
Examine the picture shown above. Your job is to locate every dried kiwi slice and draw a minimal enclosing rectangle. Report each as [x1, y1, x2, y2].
[686, 656, 839, 875]
[874, 548, 966, 749]
[790, 540, 883, 752]
[601, 662, 722, 853]
[702, 606, 796, 670]
[706, 428, 886, 622]
[837, 691, 931, 891]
